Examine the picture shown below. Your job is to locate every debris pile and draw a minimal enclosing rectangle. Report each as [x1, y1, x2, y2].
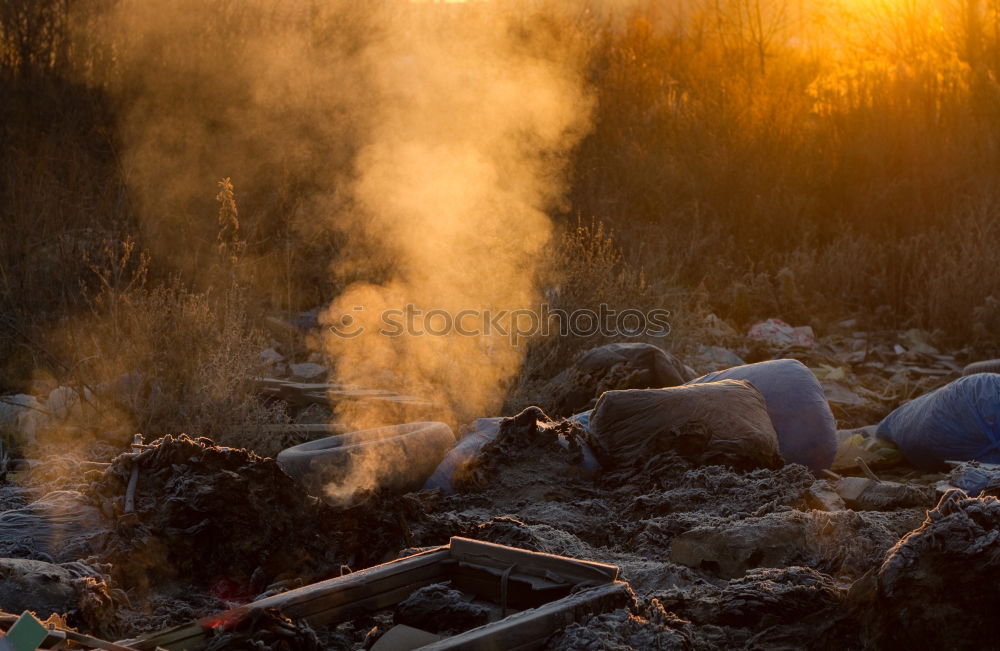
[3, 316, 1000, 648]
[85, 435, 409, 596]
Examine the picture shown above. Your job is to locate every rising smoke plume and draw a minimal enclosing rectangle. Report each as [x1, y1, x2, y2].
[322, 2, 593, 430]
[70, 0, 596, 500]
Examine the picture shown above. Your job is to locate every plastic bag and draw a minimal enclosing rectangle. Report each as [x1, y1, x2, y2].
[876, 374, 1000, 470]
[687, 359, 837, 473]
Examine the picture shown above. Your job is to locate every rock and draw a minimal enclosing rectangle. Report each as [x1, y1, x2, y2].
[834, 476, 873, 502]
[259, 347, 286, 370]
[748, 318, 815, 348]
[0, 558, 78, 616]
[805, 480, 846, 511]
[46, 386, 87, 421]
[669, 509, 923, 579]
[703, 313, 738, 338]
[0, 558, 122, 637]
[659, 566, 843, 629]
[821, 380, 866, 406]
[0, 393, 40, 427]
[857, 490, 1000, 650]
[691, 345, 745, 373]
[834, 477, 934, 511]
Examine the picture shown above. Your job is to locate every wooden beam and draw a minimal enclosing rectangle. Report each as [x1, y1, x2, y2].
[420, 582, 633, 650]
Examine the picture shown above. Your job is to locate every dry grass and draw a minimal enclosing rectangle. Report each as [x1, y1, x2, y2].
[4, 0, 1000, 430]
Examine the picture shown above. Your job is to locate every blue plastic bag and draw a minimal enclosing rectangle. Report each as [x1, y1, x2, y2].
[687, 359, 837, 472]
[877, 374, 1000, 471]
[423, 418, 501, 493]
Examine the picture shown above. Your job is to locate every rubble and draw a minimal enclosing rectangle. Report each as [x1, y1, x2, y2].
[668, 509, 925, 580]
[0, 321, 992, 647]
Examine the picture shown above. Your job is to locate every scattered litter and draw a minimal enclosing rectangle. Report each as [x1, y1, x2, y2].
[939, 460, 1000, 496]
[963, 358, 1000, 376]
[691, 345, 745, 372]
[288, 362, 327, 381]
[833, 477, 932, 511]
[748, 318, 815, 348]
[833, 427, 903, 473]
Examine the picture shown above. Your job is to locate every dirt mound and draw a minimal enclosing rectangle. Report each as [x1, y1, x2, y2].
[856, 490, 1000, 650]
[546, 601, 691, 651]
[395, 583, 491, 634]
[85, 434, 408, 594]
[675, 566, 842, 626]
[669, 508, 924, 580]
[452, 407, 596, 501]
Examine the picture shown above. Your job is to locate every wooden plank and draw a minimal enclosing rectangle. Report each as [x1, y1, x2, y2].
[421, 582, 633, 651]
[124, 540, 623, 651]
[122, 547, 450, 651]
[448, 537, 619, 584]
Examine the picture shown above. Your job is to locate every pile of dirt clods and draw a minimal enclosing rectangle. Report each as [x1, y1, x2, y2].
[86, 435, 410, 598]
[7, 406, 996, 649]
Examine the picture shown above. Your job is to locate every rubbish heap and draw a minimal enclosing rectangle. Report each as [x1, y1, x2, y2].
[2, 314, 1000, 649]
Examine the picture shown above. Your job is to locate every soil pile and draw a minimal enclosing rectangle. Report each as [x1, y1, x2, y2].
[856, 489, 1000, 650]
[85, 434, 408, 594]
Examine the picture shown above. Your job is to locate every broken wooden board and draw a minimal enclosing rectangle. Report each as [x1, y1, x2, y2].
[121, 537, 624, 651]
[421, 582, 632, 650]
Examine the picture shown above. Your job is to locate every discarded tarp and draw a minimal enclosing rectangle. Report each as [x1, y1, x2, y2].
[876, 373, 1000, 470]
[687, 359, 837, 473]
[589, 380, 784, 472]
[542, 343, 694, 416]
